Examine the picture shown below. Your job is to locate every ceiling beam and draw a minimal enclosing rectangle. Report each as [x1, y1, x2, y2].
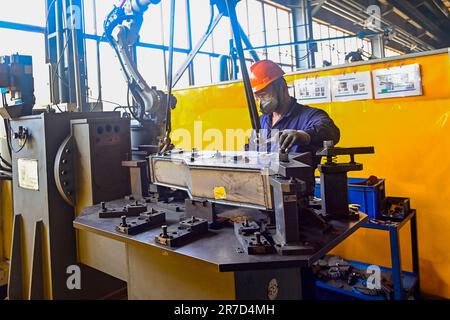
[389, 0, 450, 45]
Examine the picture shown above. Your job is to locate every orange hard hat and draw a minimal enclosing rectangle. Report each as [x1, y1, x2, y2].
[250, 60, 285, 93]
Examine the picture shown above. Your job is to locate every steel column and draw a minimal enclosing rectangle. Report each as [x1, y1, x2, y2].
[371, 33, 385, 59]
[291, 0, 314, 69]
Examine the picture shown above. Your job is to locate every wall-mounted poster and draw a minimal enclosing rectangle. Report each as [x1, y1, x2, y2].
[331, 71, 373, 102]
[372, 63, 422, 99]
[294, 76, 331, 104]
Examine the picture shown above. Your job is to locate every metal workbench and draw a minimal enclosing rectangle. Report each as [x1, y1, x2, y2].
[74, 197, 367, 299]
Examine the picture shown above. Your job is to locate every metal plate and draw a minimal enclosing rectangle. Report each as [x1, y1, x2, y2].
[18, 158, 39, 191]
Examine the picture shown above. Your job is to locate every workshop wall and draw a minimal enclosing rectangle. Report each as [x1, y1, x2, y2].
[172, 49, 450, 298]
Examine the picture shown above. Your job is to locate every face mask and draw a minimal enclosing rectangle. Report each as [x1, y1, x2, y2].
[259, 95, 279, 115]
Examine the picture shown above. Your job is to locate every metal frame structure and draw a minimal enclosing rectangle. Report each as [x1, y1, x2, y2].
[45, 0, 89, 112]
[0, 1, 296, 92]
[1, 0, 448, 105]
[363, 210, 421, 300]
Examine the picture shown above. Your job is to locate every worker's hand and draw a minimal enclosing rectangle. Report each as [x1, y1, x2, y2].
[279, 130, 311, 152]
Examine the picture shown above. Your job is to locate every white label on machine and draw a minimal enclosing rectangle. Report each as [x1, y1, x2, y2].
[18, 158, 39, 191]
[331, 71, 373, 102]
[372, 63, 422, 99]
[294, 76, 331, 104]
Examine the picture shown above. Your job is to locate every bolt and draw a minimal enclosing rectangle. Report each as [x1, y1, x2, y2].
[190, 216, 197, 223]
[62, 159, 67, 164]
[61, 170, 67, 175]
[254, 231, 262, 245]
[101, 202, 106, 211]
[121, 215, 127, 227]
[65, 148, 70, 154]
[244, 219, 249, 227]
[161, 225, 168, 238]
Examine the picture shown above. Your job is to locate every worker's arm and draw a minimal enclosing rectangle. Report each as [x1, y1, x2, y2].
[302, 108, 340, 149]
[280, 109, 340, 151]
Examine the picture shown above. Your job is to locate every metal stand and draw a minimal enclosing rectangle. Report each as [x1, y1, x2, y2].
[363, 209, 421, 300]
[316, 143, 374, 219]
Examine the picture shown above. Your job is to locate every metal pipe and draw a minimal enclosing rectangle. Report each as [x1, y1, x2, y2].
[55, 0, 67, 104]
[185, 0, 195, 86]
[261, 1, 268, 59]
[164, 0, 176, 134]
[172, 13, 223, 87]
[0, 20, 45, 33]
[93, 0, 102, 109]
[306, 0, 315, 68]
[246, 31, 380, 51]
[219, 55, 230, 81]
[225, 0, 260, 132]
[238, 23, 259, 62]
[69, 0, 83, 111]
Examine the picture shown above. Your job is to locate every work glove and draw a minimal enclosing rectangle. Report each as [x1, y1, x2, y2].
[279, 129, 311, 152]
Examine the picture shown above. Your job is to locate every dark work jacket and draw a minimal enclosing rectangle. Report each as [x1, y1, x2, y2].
[259, 97, 340, 169]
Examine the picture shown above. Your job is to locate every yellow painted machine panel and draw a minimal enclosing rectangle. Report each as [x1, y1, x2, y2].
[0, 179, 13, 261]
[171, 49, 450, 298]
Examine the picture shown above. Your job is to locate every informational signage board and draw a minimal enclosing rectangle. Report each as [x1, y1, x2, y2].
[372, 63, 422, 99]
[294, 76, 331, 104]
[331, 71, 373, 102]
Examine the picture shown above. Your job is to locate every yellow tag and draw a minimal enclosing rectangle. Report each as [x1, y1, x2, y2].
[214, 186, 227, 200]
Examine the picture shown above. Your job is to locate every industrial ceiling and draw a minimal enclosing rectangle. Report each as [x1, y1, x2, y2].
[276, 0, 450, 53]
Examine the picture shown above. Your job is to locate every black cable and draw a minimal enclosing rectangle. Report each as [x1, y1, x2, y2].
[4, 119, 26, 154]
[0, 154, 12, 168]
[3, 119, 12, 158]
[0, 163, 12, 173]
[126, 86, 140, 121]
[7, 127, 29, 154]
[51, 55, 125, 110]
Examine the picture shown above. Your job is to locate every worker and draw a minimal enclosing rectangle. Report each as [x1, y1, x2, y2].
[345, 48, 365, 63]
[249, 59, 340, 169]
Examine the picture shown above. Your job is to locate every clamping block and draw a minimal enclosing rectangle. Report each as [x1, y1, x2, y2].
[234, 222, 275, 255]
[154, 216, 208, 247]
[99, 201, 148, 218]
[115, 210, 166, 235]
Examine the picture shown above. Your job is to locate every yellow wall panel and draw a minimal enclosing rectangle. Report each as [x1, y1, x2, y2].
[172, 49, 450, 298]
